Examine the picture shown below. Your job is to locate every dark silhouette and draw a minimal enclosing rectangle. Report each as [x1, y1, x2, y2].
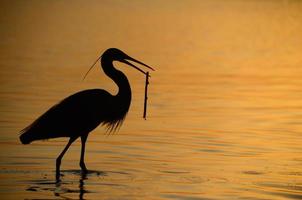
[54, 170, 92, 199]
[19, 48, 154, 181]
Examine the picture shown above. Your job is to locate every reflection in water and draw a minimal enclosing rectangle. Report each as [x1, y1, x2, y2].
[26, 170, 105, 200]
[54, 171, 88, 200]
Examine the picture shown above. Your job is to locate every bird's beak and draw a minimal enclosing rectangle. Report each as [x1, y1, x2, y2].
[121, 56, 155, 76]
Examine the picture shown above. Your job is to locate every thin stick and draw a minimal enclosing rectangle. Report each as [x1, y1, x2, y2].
[143, 72, 149, 120]
[83, 55, 102, 80]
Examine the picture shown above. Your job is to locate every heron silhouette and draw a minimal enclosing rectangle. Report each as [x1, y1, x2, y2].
[19, 48, 154, 180]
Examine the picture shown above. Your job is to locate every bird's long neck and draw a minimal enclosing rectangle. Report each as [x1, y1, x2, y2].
[101, 57, 131, 100]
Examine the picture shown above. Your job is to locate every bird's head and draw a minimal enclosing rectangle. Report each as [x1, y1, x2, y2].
[103, 48, 128, 61]
[104, 48, 154, 75]
[83, 48, 154, 80]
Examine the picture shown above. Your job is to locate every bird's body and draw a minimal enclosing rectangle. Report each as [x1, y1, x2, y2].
[19, 48, 153, 181]
[20, 89, 128, 143]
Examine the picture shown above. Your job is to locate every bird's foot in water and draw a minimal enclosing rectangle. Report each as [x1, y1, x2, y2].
[81, 168, 88, 176]
[80, 163, 88, 174]
[55, 172, 65, 182]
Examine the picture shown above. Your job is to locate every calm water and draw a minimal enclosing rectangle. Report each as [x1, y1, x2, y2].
[0, 0, 302, 199]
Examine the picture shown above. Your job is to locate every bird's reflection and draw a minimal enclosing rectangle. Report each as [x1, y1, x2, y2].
[54, 171, 92, 200]
[79, 174, 86, 200]
[26, 170, 105, 199]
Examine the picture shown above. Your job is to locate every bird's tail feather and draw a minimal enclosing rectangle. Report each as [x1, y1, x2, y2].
[19, 131, 33, 144]
[19, 125, 42, 144]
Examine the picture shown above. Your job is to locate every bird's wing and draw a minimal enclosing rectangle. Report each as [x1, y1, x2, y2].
[20, 89, 113, 139]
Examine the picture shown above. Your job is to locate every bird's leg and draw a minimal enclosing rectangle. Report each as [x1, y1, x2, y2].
[80, 134, 88, 173]
[56, 137, 76, 181]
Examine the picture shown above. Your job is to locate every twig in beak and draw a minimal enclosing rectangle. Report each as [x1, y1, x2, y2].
[143, 72, 150, 120]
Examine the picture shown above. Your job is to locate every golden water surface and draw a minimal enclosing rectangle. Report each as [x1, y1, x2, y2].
[0, 0, 302, 199]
